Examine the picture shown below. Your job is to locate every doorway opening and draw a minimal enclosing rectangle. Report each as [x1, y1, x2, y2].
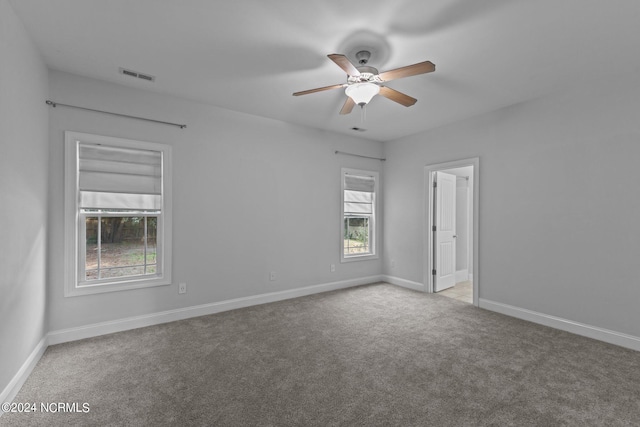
[424, 158, 479, 306]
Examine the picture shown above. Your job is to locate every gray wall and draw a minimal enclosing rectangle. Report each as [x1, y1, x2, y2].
[0, 0, 49, 396]
[47, 70, 384, 331]
[383, 72, 640, 337]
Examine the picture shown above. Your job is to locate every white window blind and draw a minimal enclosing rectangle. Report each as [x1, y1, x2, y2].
[344, 174, 375, 192]
[78, 143, 162, 210]
[344, 174, 375, 215]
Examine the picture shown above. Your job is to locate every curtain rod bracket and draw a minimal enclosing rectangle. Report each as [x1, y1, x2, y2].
[45, 100, 186, 129]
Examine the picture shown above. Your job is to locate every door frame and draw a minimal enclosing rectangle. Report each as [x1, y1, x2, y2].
[424, 157, 480, 306]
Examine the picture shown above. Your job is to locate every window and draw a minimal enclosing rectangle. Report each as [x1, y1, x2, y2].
[341, 168, 378, 262]
[64, 132, 172, 296]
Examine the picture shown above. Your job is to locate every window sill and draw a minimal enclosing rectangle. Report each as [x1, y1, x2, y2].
[65, 276, 171, 297]
[341, 253, 379, 263]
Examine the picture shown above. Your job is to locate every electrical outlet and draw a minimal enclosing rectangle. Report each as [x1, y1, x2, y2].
[391, 260, 396, 269]
[269, 271, 276, 281]
[178, 282, 187, 294]
[330, 264, 335, 272]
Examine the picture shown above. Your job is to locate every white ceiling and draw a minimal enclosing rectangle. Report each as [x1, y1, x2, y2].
[10, 0, 640, 142]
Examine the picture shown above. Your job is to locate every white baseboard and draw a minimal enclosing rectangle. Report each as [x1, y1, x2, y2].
[48, 275, 383, 346]
[0, 336, 49, 413]
[455, 269, 469, 283]
[468, 273, 473, 282]
[381, 275, 425, 292]
[479, 299, 640, 352]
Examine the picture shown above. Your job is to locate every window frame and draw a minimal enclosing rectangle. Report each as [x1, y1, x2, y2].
[341, 168, 379, 263]
[64, 131, 172, 296]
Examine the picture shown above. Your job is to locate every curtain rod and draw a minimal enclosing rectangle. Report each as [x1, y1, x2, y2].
[335, 150, 386, 161]
[45, 100, 187, 129]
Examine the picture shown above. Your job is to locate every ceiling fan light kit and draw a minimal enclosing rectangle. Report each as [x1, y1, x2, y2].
[293, 50, 435, 117]
[345, 82, 380, 106]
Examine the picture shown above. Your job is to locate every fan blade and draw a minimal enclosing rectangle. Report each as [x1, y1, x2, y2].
[328, 54, 361, 77]
[339, 97, 356, 115]
[378, 61, 435, 82]
[293, 83, 345, 96]
[379, 86, 418, 107]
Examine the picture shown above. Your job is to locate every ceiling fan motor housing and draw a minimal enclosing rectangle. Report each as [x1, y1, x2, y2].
[351, 51, 380, 83]
[355, 50, 371, 65]
[348, 66, 381, 85]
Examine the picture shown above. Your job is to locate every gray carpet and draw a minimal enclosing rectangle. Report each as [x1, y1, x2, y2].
[3, 283, 640, 426]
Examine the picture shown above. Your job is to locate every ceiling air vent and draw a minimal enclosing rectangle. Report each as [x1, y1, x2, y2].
[119, 67, 155, 82]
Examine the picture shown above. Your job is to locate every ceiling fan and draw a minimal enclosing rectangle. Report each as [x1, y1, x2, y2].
[293, 50, 435, 114]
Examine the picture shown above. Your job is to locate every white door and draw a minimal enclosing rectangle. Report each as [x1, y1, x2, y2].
[434, 171, 457, 292]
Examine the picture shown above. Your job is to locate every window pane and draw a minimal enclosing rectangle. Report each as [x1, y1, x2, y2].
[85, 217, 99, 280]
[84, 215, 158, 282]
[146, 216, 158, 272]
[344, 217, 370, 255]
[101, 217, 145, 278]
